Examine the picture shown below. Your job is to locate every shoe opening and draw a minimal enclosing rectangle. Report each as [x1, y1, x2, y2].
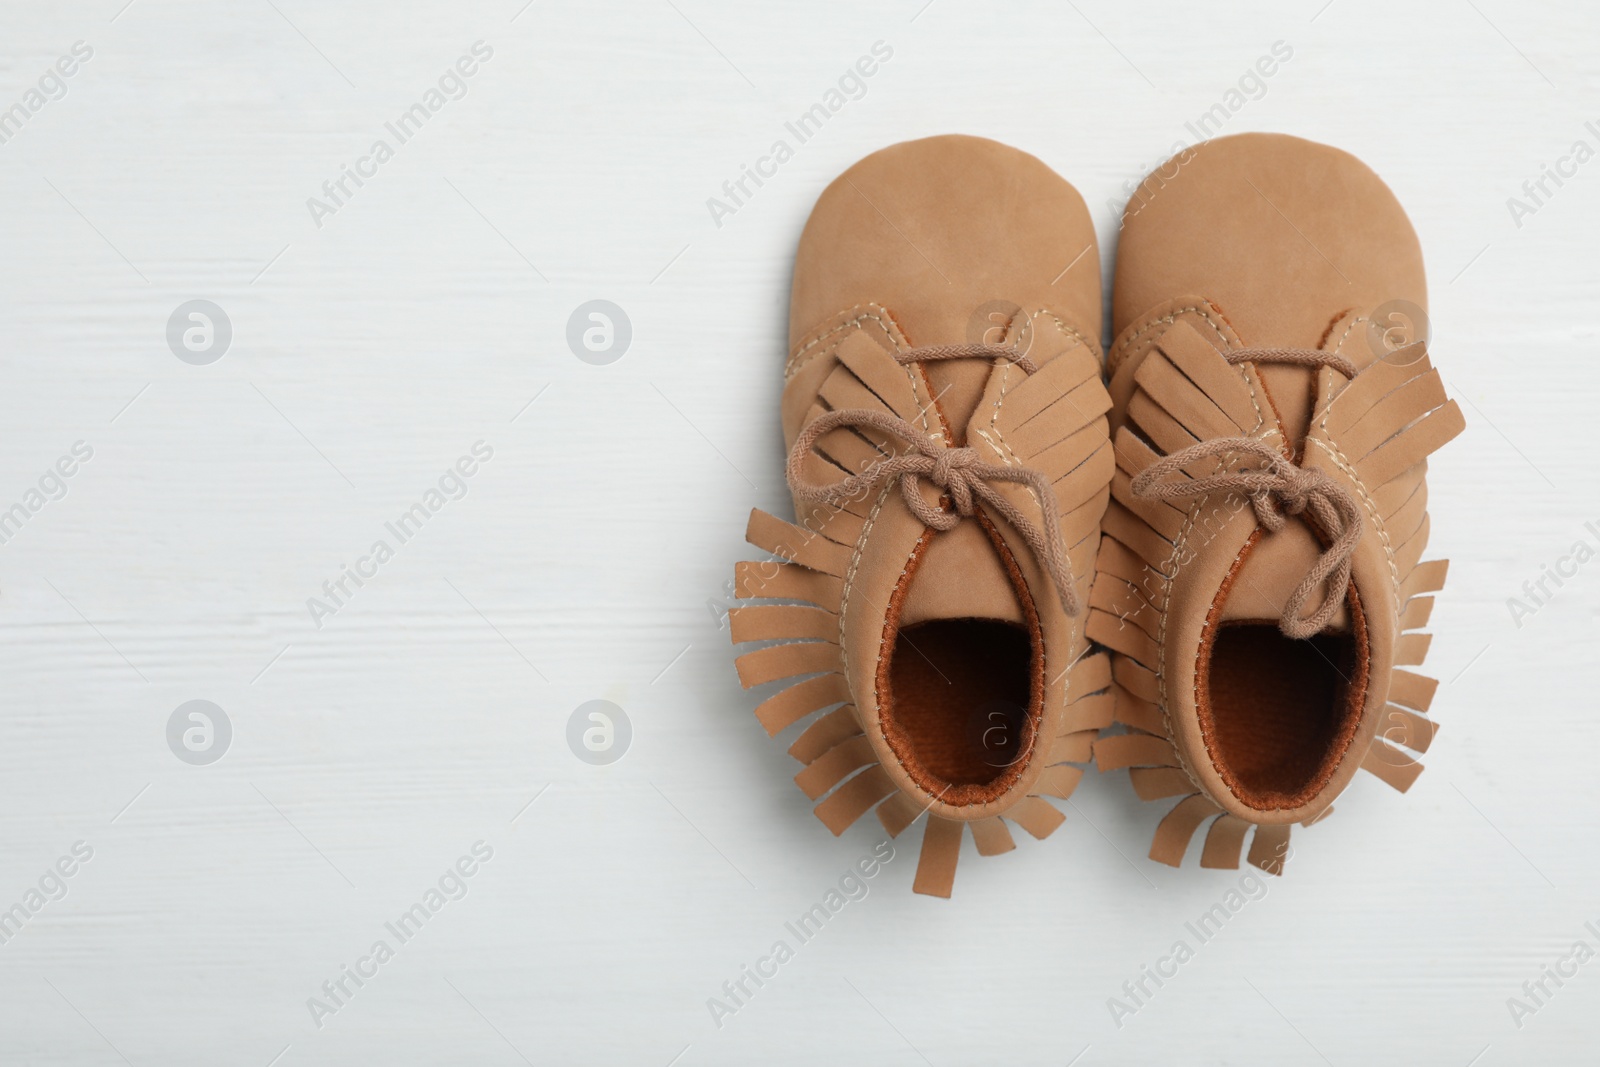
[882, 618, 1039, 805]
[1201, 618, 1367, 811]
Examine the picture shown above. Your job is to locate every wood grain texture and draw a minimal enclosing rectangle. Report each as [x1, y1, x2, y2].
[0, 0, 1596, 1063]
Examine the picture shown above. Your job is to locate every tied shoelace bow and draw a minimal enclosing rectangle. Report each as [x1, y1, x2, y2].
[1129, 346, 1364, 640]
[785, 342, 1080, 616]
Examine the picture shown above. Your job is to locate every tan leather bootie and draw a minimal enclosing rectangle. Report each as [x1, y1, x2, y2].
[730, 135, 1115, 896]
[1089, 133, 1462, 872]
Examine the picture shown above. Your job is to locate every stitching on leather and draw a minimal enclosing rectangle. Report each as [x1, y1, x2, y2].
[834, 309, 943, 672]
[971, 508, 1050, 802]
[1328, 313, 1367, 356]
[1109, 302, 1231, 376]
[978, 309, 1051, 467]
[787, 303, 901, 380]
[1112, 307, 1398, 809]
[912, 357, 952, 442]
[1315, 314, 1368, 435]
[1311, 313, 1404, 597]
[1034, 308, 1100, 360]
[864, 521, 939, 805]
[1189, 530, 1260, 797]
[980, 309, 1033, 467]
[1148, 346, 1276, 793]
[982, 308, 1096, 674]
[1309, 436, 1401, 593]
[826, 303, 1094, 809]
[837, 349, 938, 806]
[838, 482, 895, 694]
[979, 308, 1097, 472]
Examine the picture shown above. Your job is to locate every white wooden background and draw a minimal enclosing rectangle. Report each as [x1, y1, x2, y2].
[0, 1, 1595, 1063]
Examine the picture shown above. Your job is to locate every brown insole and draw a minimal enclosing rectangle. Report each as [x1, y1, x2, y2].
[1206, 622, 1357, 808]
[885, 618, 1034, 791]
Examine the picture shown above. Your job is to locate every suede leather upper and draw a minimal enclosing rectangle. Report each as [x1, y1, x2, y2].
[1090, 134, 1460, 851]
[734, 135, 1116, 895]
[781, 135, 1109, 822]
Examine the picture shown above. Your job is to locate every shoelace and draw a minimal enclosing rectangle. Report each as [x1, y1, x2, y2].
[785, 342, 1079, 616]
[1129, 346, 1362, 640]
